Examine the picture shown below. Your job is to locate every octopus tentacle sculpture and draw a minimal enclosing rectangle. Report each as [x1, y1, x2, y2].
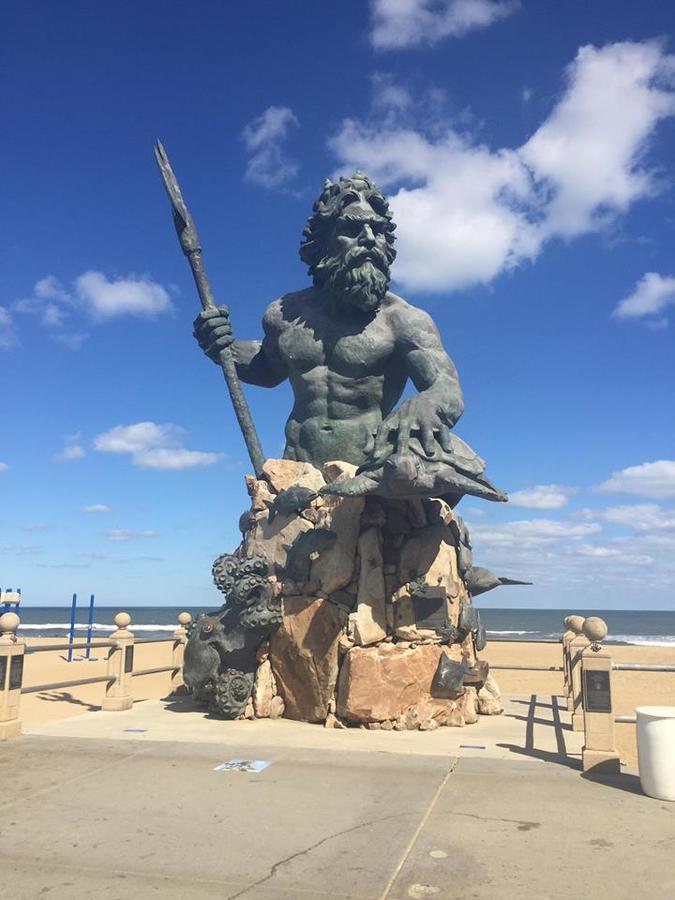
[183, 552, 281, 718]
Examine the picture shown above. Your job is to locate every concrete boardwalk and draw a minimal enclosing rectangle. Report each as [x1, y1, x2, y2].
[1, 696, 672, 899]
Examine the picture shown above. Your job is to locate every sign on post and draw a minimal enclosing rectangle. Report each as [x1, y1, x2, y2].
[583, 668, 612, 714]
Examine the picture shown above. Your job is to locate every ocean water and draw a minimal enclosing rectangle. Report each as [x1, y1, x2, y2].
[9, 605, 675, 646]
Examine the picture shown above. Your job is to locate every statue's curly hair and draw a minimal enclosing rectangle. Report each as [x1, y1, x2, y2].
[299, 171, 397, 279]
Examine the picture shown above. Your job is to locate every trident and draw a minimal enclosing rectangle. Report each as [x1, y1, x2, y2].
[154, 141, 265, 478]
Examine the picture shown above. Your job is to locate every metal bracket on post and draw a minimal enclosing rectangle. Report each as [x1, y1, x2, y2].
[101, 612, 134, 711]
[580, 617, 620, 775]
[0, 612, 24, 739]
[171, 612, 192, 695]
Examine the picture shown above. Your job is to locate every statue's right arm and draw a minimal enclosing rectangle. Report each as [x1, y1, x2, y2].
[193, 303, 288, 388]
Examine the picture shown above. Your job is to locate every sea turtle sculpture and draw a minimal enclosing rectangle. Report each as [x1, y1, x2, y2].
[320, 435, 507, 505]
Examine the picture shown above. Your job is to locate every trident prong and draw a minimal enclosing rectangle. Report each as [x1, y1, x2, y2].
[154, 140, 201, 255]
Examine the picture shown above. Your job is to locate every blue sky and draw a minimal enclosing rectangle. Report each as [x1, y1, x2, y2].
[2, 0, 674, 610]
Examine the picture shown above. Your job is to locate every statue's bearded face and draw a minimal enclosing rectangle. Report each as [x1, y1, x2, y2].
[313, 202, 392, 313]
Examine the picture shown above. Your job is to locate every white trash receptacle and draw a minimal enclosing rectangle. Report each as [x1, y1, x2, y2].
[636, 706, 675, 801]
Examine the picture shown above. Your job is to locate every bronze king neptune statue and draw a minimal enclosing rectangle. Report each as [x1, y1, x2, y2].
[156, 150, 526, 725]
[194, 171, 506, 506]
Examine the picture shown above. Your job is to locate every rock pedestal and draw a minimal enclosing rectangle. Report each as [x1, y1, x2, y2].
[188, 458, 503, 729]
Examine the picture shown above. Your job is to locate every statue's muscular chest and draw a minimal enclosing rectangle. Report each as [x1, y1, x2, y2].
[277, 317, 396, 378]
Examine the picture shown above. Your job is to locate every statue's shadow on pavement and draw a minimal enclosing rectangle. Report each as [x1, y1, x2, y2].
[160, 693, 204, 714]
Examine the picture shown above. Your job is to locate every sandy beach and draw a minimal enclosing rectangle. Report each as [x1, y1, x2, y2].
[18, 636, 179, 728]
[16, 635, 675, 766]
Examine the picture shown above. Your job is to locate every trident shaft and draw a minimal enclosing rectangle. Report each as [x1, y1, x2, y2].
[154, 140, 265, 478]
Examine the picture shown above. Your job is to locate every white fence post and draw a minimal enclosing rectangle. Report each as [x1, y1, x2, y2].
[101, 612, 135, 711]
[0, 612, 24, 740]
[171, 612, 192, 694]
[581, 617, 620, 775]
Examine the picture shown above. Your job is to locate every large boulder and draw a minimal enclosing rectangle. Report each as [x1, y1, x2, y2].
[244, 511, 313, 569]
[311, 492, 365, 594]
[262, 459, 325, 493]
[252, 658, 275, 718]
[270, 596, 346, 722]
[351, 527, 387, 646]
[337, 642, 464, 724]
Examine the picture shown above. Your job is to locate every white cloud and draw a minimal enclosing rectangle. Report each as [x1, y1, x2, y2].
[75, 272, 172, 320]
[330, 40, 675, 292]
[11, 272, 172, 346]
[596, 503, 675, 531]
[106, 529, 158, 543]
[0, 461, 9, 473]
[596, 460, 675, 500]
[371, 72, 414, 115]
[464, 505, 486, 517]
[470, 518, 601, 547]
[519, 41, 675, 239]
[613, 271, 675, 323]
[51, 331, 89, 349]
[83, 504, 111, 514]
[94, 422, 175, 455]
[1, 544, 43, 556]
[508, 484, 578, 509]
[93, 421, 221, 470]
[35, 275, 70, 302]
[574, 544, 622, 558]
[132, 447, 222, 470]
[54, 444, 86, 463]
[0, 306, 17, 349]
[369, 0, 516, 50]
[242, 106, 299, 189]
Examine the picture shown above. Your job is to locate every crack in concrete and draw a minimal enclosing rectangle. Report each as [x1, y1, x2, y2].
[223, 811, 415, 900]
[434, 810, 541, 831]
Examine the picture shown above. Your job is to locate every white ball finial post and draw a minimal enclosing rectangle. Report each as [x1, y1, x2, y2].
[101, 612, 134, 711]
[171, 612, 192, 695]
[0, 611, 24, 738]
[583, 616, 608, 649]
[114, 612, 131, 630]
[568, 615, 585, 636]
[0, 612, 20, 636]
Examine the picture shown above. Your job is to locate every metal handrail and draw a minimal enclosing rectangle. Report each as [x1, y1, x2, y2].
[490, 664, 564, 672]
[614, 715, 638, 724]
[132, 637, 175, 645]
[612, 663, 675, 672]
[131, 665, 177, 677]
[487, 638, 561, 644]
[21, 675, 115, 694]
[25, 642, 114, 654]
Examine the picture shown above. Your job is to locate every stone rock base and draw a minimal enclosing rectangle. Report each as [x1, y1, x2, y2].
[337, 642, 470, 726]
[190, 458, 504, 728]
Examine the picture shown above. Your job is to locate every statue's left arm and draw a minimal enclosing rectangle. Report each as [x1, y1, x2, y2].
[375, 304, 464, 457]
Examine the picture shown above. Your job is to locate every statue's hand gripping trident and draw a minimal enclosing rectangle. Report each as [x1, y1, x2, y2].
[154, 141, 265, 477]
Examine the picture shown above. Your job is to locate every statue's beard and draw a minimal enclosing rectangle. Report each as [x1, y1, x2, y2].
[315, 247, 391, 312]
